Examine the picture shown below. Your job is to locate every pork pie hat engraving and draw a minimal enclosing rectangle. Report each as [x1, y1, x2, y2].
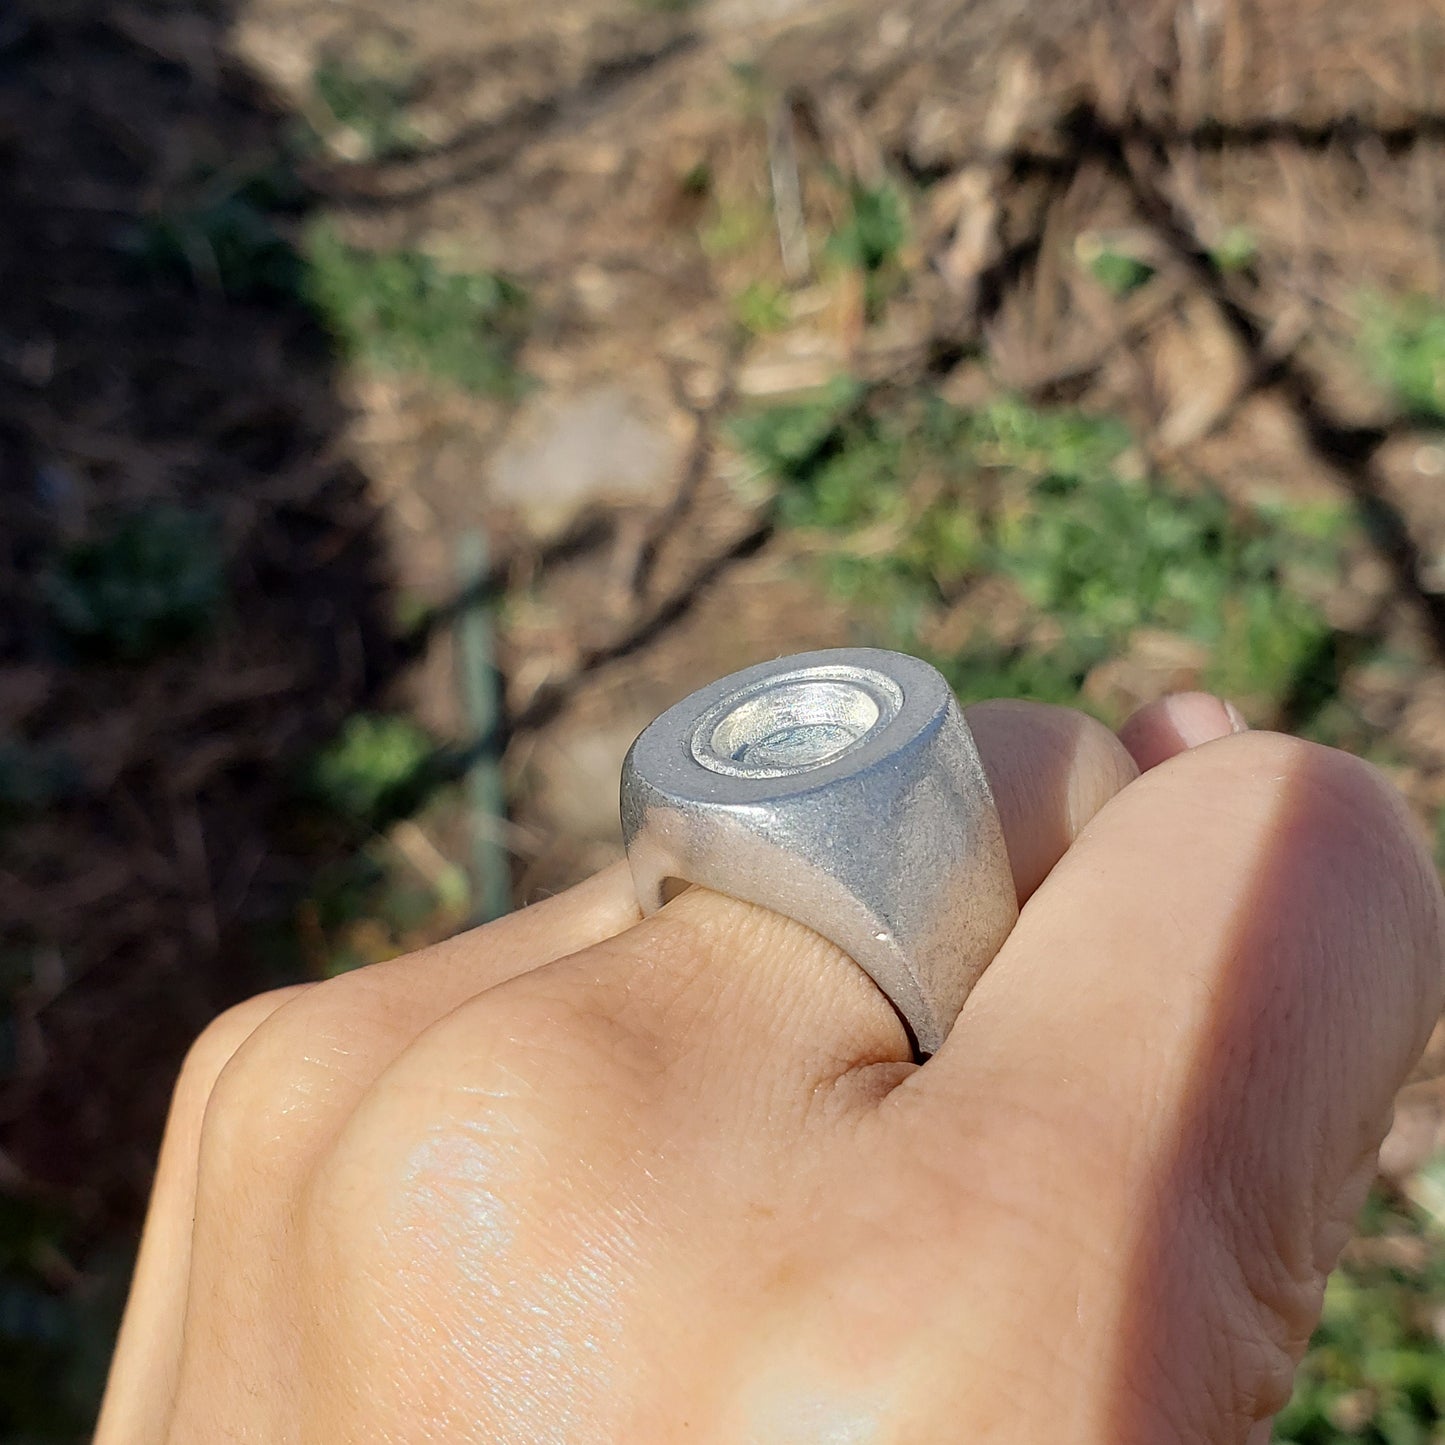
[619, 648, 1018, 1056]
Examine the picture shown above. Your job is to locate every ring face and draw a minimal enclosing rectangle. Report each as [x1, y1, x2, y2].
[619, 648, 1018, 1056]
[688, 663, 903, 779]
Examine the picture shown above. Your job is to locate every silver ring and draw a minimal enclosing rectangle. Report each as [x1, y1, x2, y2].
[618, 648, 1018, 1056]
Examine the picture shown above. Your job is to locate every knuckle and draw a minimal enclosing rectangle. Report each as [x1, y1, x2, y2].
[200, 978, 372, 1173]
[173, 985, 312, 1125]
[302, 972, 660, 1257]
[195, 943, 619, 1195]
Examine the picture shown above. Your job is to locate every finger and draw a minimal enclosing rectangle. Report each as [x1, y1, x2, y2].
[201, 859, 639, 1156]
[914, 732, 1445, 1444]
[101, 864, 639, 1443]
[542, 699, 1138, 1085]
[968, 699, 1141, 902]
[335, 701, 1140, 1164]
[94, 985, 310, 1444]
[1117, 690, 1248, 772]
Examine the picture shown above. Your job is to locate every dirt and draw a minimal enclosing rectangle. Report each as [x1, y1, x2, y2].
[5, 0, 1445, 1379]
[0, 2, 402, 1223]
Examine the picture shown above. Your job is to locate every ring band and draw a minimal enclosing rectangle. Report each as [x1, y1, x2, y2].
[618, 648, 1018, 1056]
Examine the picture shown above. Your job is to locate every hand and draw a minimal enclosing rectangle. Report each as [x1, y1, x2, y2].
[96, 695, 1444, 1444]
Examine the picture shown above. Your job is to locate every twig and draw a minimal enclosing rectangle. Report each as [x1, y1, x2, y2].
[514, 517, 774, 737]
[455, 530, 511, 924]
[995, 275, 1185, 395]
[1111, 126, 1445, 662]
[630, 357, 738, 600]
[767, 98, 810, 285]
[932, 51, 1042, 316]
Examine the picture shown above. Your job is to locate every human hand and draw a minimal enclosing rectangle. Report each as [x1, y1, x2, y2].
[97, 695, 1445, 1444]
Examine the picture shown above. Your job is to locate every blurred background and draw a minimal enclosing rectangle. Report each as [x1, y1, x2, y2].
[4, 0, 1445, 1436]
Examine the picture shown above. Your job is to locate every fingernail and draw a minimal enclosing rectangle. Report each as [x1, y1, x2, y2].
[1223, 699, 1250, 733]
[1161, 692, 1241, 749]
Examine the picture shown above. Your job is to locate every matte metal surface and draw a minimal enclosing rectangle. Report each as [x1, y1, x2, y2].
[619, 649, 1018, 1056]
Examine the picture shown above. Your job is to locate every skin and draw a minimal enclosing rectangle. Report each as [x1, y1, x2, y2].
[96, 692, 1445, 1445]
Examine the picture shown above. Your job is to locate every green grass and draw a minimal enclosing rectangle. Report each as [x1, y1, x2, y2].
[826, 180, 908, 276]
[826, 179, 909, 318]
[1077, 233, 1157, 297]
[305, 712, 440, 828]
[735, 384, 1349, 717]
[129, 164, 306, 301]
[1360, 296, 1445, 424]
[699, 199, 770, 260]
[137, 179, 531, 395]
[302, 225, 528, 395]
[43, 506, 226, 661]
[1210, 223, 1260, 275]
[311, 52, 422, 161]
[732, 279, 790, 335]
[296, 713, 474, 976]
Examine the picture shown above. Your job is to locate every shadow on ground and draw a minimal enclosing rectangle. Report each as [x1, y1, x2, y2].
[0, 2, 397, 1431]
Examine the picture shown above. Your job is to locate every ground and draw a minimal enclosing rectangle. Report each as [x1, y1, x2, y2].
[4, 0, 1445, 1436]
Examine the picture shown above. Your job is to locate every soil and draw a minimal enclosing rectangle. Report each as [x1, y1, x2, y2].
[5, 0, 1445, 1375]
